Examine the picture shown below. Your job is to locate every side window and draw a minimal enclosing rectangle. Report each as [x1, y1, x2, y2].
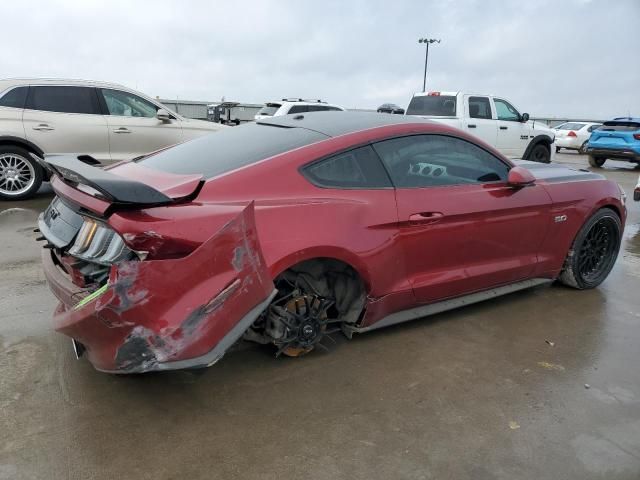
[468, 96, 492, 119]
[372, 135, 509, 188]
[588, 124, 601, 132]
[494, 98, 520, 121]
[288, 105, 309, 114]
[28, 86, 100, 114]
[100, 89, 158, 117]
[0, 86, 28, 109]
[303, 145, 391, 189]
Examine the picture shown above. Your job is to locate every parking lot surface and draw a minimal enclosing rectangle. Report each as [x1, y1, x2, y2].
[1, 153, 639, 480]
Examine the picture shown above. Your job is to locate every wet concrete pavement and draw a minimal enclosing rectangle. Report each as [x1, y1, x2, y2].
[1, 153, 639, 479]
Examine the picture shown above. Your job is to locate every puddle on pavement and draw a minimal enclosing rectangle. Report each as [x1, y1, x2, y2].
[621, 223, 640, 277]
[0, 194, 52, 227]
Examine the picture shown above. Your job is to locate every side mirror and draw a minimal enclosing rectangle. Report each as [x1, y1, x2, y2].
[508, 166, 536, 187]
[520, 112, 530, 122]
[156, 108, 172, 122]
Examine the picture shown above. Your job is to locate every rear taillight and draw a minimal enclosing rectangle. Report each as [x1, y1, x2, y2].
[633, 133, 640, 140]
[568, 131, 577, 137]
[69, 218, 133, 265]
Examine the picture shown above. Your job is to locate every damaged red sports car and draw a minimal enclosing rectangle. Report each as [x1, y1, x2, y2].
[38, 112, 627, 373]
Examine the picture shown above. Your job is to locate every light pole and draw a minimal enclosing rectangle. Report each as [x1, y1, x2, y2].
[418, 37, 441, 92]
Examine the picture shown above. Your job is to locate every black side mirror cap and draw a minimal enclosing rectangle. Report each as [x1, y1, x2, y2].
[520, 113, 530, 122]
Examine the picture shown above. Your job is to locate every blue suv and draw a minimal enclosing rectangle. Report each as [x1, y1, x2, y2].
[586, 117, 640, 168]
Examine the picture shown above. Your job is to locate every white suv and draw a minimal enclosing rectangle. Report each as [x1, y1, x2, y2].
[0, 78, 225, 200]
[254, 98, 345, 120]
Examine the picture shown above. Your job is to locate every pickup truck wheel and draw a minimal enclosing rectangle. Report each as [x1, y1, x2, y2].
[558, 208, 621, 289]
[0, 146, 43, 200]
[528, 144, 550, 163]
[588, 155, 606, 168]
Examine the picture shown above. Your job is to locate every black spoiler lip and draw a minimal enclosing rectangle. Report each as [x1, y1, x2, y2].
[39, 154, 173, 205]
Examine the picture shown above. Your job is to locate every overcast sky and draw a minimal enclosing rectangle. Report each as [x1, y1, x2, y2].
[3, 0, 639, 119]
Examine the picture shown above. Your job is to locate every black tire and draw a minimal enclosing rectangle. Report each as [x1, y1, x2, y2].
[579, 141, 589, 155]
[0, 146, 44, 200]
[558, 208, 622, 289]
[555, 146, 561, 153]
[588, 155, 606, 168]
[528, 143, 551, 163]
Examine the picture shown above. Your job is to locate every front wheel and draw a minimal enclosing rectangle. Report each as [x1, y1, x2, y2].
[528, 144, 551, 163]
[588, 155, 606, 168]
[558, 208, 622, 289]
[0, 146, 44, 200]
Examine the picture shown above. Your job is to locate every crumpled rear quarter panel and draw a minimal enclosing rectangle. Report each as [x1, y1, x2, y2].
[53, 203, 274, 373]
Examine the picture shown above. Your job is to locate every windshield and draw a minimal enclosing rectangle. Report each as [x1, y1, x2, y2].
[601, 120, 640, 131]
[138, 122, 327, 179]
[256, 104, 281, 116]
[406, 95, 456, 116]
[556, 122, 586, 130]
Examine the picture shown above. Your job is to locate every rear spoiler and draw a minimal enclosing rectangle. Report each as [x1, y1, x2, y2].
[35, 154, 172, 205]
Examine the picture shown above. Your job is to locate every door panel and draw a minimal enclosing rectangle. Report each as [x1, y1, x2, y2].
[105, 117, 183, 161]
[23, 86, 110, 163]
[394, 183, 551, 303]
[373, 134, 552, 304]
[99, 88, 183, 162]
[464, 95, 497, 147]
[493, 98, 529, 158]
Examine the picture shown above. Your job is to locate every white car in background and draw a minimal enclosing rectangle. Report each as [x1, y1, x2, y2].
[554, 122, 602, 154]
[254, 98, 345, 120]
[0, 78, 225, 200]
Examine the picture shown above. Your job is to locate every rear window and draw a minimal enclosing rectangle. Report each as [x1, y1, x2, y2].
[256, 104, 281, 116]
[557, 122, 586, 130]
[137, 122, 327, 179]
[600, 121, 640, 131]
[0, 86, 28, 108]
[406, 95, 456, 116]
[303, 145, 392, 189]
[27, 86, 100, 114]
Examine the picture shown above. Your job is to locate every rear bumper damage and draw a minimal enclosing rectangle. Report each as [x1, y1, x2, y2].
[42, 203, 275, 373]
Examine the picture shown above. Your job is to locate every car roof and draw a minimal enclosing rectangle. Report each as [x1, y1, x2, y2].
[0, 77, 127, 89]
[256, 111, 431, 137]
[611, 116, 640, 123]
[266, 100, 343, 108]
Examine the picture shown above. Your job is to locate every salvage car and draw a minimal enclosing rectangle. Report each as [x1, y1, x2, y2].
[0, 78, 225, 200]
[38, 112, 627, 374]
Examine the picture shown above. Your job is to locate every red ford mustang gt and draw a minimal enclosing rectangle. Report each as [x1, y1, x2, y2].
[38, 112, 626, 373]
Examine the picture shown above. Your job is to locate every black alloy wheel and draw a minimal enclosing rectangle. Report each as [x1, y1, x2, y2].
[559, 208, 622, 289]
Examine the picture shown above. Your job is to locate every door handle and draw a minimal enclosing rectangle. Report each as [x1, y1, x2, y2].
[500, 126, 508, 130]
[408, 212, 444, 225]
[33, 124, 54, 131]
[467, 124, 477, 128]
[113, 127, 131, 134]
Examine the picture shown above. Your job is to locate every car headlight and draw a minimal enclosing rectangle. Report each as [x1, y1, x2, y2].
[69, 218, 132, 265]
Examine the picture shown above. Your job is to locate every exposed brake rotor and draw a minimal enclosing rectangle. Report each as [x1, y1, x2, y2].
[270, 294, 336, 357]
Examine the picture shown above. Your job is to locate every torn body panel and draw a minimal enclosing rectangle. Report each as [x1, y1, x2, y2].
[44, 203, 275, 373]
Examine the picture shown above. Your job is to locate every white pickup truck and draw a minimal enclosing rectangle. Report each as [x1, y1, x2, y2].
[405, 92, 556, 163]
